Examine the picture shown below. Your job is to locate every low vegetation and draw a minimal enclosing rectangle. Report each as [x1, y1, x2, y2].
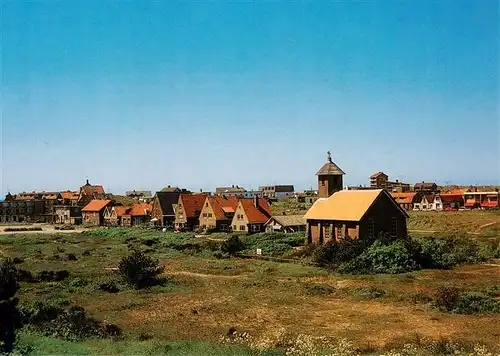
[0, 219, 498, 354]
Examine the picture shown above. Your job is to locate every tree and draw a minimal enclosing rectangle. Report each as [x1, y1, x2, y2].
[0, 259, 22, 353]
[118, 250, 164, 289]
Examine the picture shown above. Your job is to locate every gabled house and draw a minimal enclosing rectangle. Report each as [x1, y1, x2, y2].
[413, 182, 438, 193]
[440, 192, 465, 210]
[215, 185, 247, 196]
[199, 196, 239, 232]
[82, 199, 113, 226]
[264, 214, 306, 233]
[54, 205, 82, 225]
[231, 197, 272, 234]
[174, 194, 209, 231]
[122, 203, 152, 227]
[391, 192, 422, 211]
[304, 189, 409, 244]
[103, 206, 130, 226]
[259, 185, 295, 199]
[151, 191, 183, 227]
[77, 180, 106, 207]
[413, 194, 443, 211]
[60, 191, 79, 206]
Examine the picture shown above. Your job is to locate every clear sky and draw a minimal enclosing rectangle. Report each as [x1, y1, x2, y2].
[2, 1, 499, 196]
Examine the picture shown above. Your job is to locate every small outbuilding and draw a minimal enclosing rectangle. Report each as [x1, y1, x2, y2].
[264, 215, 306, 233]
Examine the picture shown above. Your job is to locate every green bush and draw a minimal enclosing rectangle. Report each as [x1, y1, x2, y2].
[220, 235, 244, 256]
[346, 286, 386, 300]
[241, 232, 305, 256]
[304, 283, 336, 296]
[118, 250, 165, 289]
[0, 259, 22, 352]
[433, 287, 500, 315]
[434, 286, 461, 312]
[313, 237, 366, 267]
[20, 302, 121, 341]
[340, 240, 417, 274]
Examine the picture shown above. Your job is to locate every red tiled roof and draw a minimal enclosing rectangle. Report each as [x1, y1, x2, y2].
[240, 198, 272, 223]
[128, 203, 153, 216]
[61, 191, 78, 200]
[440, 194, 464, 203]
[424, 195, 436, 203]
[445, 188, 469, 195]
[210, 196, 239, 220]
[179, 194, 208, 218]
[391, 192, 416, 204]
[113, 206, 131, 217]
[82, 199, 112, 212]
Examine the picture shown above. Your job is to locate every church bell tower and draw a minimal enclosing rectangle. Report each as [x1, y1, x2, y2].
[316, 151, 345, 198]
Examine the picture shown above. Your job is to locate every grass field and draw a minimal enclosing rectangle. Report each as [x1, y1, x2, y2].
[1, 223, 499, 355]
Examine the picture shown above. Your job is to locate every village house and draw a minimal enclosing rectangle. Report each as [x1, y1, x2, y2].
[0, 198, 45, 223]
[317, 151, 345, 198]
[413, 182, 438, 194]
[304, 189, 409, 244]
[60, 191, 79, 206]
[294, 191, 319, 204]
[125, 190, 153, 203]
[391, 192, 422, 211]
[199, 195, 239, 232]
[122, 203, 152, 226]
[151, 191, 183, 227]
[161, 186, 190, 193]
[82, 200, 113, 226]
[413, 194, 443, 211]
[103, 206, 130, 226]
[464, 191, 499, 209]
[77, 180, 106, 207]
[259, 185, 295, 199]
[231, 197, 272, 234]
[370, 172, 410, 192]
[264, 214, 306, 233]
[54, 205, 82, 225]
[174, 193, 209, 231]
[439, 189, 469, 210]
[215, 185, 247, 196]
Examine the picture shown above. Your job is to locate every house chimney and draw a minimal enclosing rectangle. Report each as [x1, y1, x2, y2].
[86, 179, 89, 185]
[232, 185, 235, 188]
[254, 195, 259, 208]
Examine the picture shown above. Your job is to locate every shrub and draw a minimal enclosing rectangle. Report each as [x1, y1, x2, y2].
[37, 270, 70, 282]
[69, 278, 88, 288]
[220, 235, 244, 256]
[434, 286, 461, 312]
[453, 292, 500, 315]
[66, 253, 78, 261]
[305, 283, 336, 296]
[97, 278, 120, 293]
[346, 286, 386, 300]
[118, 250, 165, 289]
[20, 301, 121, 341]
[313, 237, 366, 268]
[340, 240, 417, 274]
[0, 259, 22, 352]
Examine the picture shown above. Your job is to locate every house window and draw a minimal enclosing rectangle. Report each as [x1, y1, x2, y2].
[239, 225, 246, 231]
[251, 225, 260, 232]
[336, 225, 343, 239]
[202, 225, 206, 229]
[325, 224, 333, 240]
[220, 224, 228, 231]
[233, 225, 237, 231]
[391, 217, 397, 237]
[367, 218, 375, 238]
[202, 213, 207, 218]
[208, 213, 212, 218]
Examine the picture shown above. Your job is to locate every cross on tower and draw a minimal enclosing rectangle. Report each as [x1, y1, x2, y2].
[327, 151, 332, 162]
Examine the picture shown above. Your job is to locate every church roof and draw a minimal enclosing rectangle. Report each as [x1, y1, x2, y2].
[316, 152, 345, 176]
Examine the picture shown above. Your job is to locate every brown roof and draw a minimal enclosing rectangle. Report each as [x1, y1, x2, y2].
[179, 194, 208, 218]
[265, 215, 306, 227]
[391, 192, 416, 204]
[128, 203, 152, 216]
[304, 189, 408, 221]
[81, 184, 105, 196]
[424, 195, 436, 203]
[82, 199, 113, 212]
[239, 198, 272, 223]
[215, 186, 247, 195]
[209, 196, 239, 220]
[113, 206, 131, 217]
[370, 172, 388, 179]
[414, 182, 437, 190]
[316, 154, 345, 176]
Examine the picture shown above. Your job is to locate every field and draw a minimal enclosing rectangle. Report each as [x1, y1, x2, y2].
[1, 211, 500, 355]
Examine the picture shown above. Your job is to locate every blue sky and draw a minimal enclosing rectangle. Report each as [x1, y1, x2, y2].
[2, 1, 499, 196]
